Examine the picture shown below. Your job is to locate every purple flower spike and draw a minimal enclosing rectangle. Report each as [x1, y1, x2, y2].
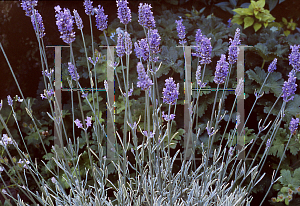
[7, 95, 13, 107]
[95, 5, 108, 31]
[124, 32, 132, 55]
[74, 119, 83, 129]
[162, 77, 179, 105]
[85, 116, 92, 129]
[31, 9, 45, 38]
[175, 19, 186, 45]
[68, 62, 80, 81]
[199, 37, 212, 64]
[192, 29, 203, 58]
[195, 66, 207, 88]
[138, 3, 155, 29]
[142, 131, 155, 138]
[42, 69, 54, 78]
[55, 7, 76, 44]
[73, 9, 83, 30]
[268, 58, 277, 73]
[289, 45, 300, 72]
[148, 29, 161, 55]
[282, 70, 297, 102]
[162, 111, 176, 121]
[214, 54, 229, 85]
[135, 30, 161, 62]
[21, 0, 38, 17]
[116, 33, 125, 57]
[266, 138, 271, 149]
[137, 62, 153, 91]
[83, 0, 93, 15]
[116, 0, 131, 25]
[228, 28, 241, 65]
[81, 92, 88, 98]
[289, 117, 299, 134]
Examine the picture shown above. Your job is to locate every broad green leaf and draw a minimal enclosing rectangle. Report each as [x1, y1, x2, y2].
[254, 22, 262, 32]
[231, 16, 243, 25]
[256, 0, 266, 8]
[269, 138, 285, 158]
[284, 30, 291, 36]
[233, 8, 253, 15]
[288, 142, 300, 155]
[282, 17, 288, 24]
[279, 169, 292, 186]
[244, 17, 254, 29]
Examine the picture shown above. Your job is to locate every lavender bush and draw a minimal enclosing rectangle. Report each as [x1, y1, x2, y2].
[0, 0, 299, 205]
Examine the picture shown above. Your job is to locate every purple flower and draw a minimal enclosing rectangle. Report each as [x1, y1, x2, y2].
[266, 138, 271, 149]
[142, 131, 155, 138]
[162, 77, 179, 105]
[83, 0, 93, 15]
[214, 54, 229, 84]
[31, 9, 45, 38]
[46, 89, 54, 98]
[268, 58, 277, 73]
[88, 57, 99, 66]
[138, 3, 155, 29]
[134, 39, 149, 61]
[148, 29, 161, 56]
[195, 65, 207, 88]
[227, 18, 232, 28]
[192, 29, 203, 58]
[0, 134, 13, 147]
[68, 62, 80, 81]
[55, 7, 75, 44]
[116, 0, 131, 25]
[128, 122, 137, 130]
[137, 62, 153, 91]
[85, 116, 92, 129]
[162, 111, 176, 121]
[175, 19, 186, 45]
[74, 119, 83, 128]
[42, 69, 54, 78]
[95, 5, 108, 31]
[135, 30, 161, 62]
[206, 126, 216, 136]
[199, 36, 212, 64]
[21, 0, 38, 17]
[289, 45, 300, 72]
[116, 33, 125, 57]
[17, 159, 30, 169]
[7, 95, 13, 107]
[289, 117, 299, 134]
[81, 92, 88, 98]
[124, 32, 132, 55]
[123, 88, 133, 97]
[282, 70, 297, 102]
[228, 28, 241, 65]
[41, 89, 54, 100]
[73, 9, 83, 30]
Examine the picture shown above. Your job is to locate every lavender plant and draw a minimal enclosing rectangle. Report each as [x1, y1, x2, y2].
[0, 0, 299, 205]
